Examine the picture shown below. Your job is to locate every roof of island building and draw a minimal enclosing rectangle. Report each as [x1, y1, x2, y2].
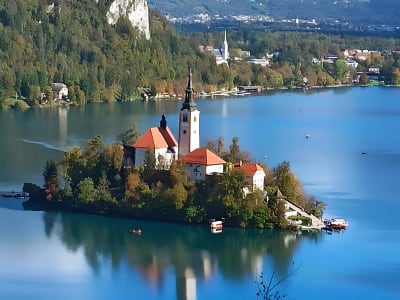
[234, 162, 265, 177]
[180, 148, 226, 166]
[133, 114, 178, 149]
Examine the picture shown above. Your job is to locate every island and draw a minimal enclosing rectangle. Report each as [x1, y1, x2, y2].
[23, 70, 325, 230]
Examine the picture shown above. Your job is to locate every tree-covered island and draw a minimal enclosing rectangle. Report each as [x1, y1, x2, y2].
[23, 71, 325, 230]
[23, 136, 325, 230]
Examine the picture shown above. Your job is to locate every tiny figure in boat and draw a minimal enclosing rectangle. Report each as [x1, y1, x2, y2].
[129, 228, 142, 235]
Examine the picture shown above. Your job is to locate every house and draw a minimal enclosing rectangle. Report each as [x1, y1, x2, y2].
[323, 53, 338, 64]
[52, 83, 68, 100]
[180, 148, 226, 182]
[247, 57, 270, 67]
[233, 162, 266, 192]
[368, 66, 380, 74]
[312, 57, 321, 64]
[354, 51, 370, 61]
[132, 114, 178, 169]
[345, 59, 358, 69]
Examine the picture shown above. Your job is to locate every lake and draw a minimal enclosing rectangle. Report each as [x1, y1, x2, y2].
[1, 86, 400, 299]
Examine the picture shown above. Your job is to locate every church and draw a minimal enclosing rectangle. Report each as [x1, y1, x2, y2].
[128, 68, 265, 192]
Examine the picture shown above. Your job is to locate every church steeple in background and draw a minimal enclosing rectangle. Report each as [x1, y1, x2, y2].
[223, 30, 229, 61]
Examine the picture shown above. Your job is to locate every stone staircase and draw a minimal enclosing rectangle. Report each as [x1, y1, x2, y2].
[284, 199, 325, 229]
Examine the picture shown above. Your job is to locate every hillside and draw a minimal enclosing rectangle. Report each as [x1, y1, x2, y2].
[1, 0, 400, 108]
[0, 0, 204, 104]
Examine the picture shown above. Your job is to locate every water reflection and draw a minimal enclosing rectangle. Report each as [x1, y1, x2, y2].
[43, 211, 324, 300]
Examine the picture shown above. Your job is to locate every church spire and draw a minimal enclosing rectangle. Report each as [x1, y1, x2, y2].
[223, 30, 229, 61]
[181, 66, 197, 111]
[178, 67, 200, 158]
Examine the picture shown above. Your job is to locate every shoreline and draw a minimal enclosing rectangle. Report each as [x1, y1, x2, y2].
[152, 82, 397, 101]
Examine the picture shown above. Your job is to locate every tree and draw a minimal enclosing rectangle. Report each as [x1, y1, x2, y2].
[267, 195, 287, 228]
[125, 172, 142, 200]
[77, 178, 96, 205]
[274, 161, 304, 206]
[359, 73, 370, 85]
[95, 173, 116, 207]
[255, 263, 299, 300]
[117, 122, 141, 145]
[392, 68, 400, 85]
[229, 137, 241, 162]
[210, 170, 247, 219]
[304, 195, 326, 219]
[84, 135, 105, 183]
[44, 86, 53, 103]
[62, 145, 86, 192]
[160, 184, 187, 210]
[334, 60, 350, 83]
[105, 141, 124, 173]
[43, 160, 59, 199]
[142, 149, 157, 184]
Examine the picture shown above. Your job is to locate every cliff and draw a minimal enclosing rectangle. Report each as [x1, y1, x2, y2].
[106, 0, 150, 40]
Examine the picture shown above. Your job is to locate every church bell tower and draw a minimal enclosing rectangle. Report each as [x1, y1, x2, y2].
[178, 67, 200, 158]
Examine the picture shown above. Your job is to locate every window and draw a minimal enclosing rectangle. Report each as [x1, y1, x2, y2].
[194, 116, 197, 122]
[183, 115, 188, 122]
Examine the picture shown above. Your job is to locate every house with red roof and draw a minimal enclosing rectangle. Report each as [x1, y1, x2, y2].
[133, 114, 178, 169]
[180, 148, 226, 182]
[234, 162, 266, 192]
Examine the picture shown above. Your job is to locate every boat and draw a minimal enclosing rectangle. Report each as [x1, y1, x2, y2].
[210, 219, 223, 233]
[129, 229, 142, 235]
[324, 218, 349, 230]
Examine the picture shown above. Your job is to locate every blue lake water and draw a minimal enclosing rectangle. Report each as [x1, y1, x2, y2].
[1, 86, 400, 299]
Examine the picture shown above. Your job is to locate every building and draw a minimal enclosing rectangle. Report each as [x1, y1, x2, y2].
[128, 69, 265, 192]
[178, 68, 200, 158]
[234, 162, 266, 192]
[345, 59, 359, 69]
[51, 83, 68, 101]
[199, 30, 229, 65]
[180, 148, 226, 182]
[132, 114, 178, 169]
[247, 57, 270, 67]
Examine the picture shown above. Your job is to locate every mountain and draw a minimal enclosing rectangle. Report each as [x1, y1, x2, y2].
[148, 0, 400, 27]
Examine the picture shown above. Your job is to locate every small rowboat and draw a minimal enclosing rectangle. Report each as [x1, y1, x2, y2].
[129, 229, 142, 235]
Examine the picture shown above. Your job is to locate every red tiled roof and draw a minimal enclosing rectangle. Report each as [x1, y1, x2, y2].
[234, 162, 263, 177]
[133, 126, 178, 149]
[180, 148, 226, 166]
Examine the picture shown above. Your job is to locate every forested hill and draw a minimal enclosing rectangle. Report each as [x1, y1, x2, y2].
[1, 0, 400, 108]
[0, 0, 207, 104]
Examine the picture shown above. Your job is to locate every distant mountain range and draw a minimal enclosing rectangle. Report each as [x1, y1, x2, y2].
[148, 0, 400, 27]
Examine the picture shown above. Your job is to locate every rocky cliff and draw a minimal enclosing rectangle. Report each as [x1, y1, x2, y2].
[106, 0, 150, 40]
